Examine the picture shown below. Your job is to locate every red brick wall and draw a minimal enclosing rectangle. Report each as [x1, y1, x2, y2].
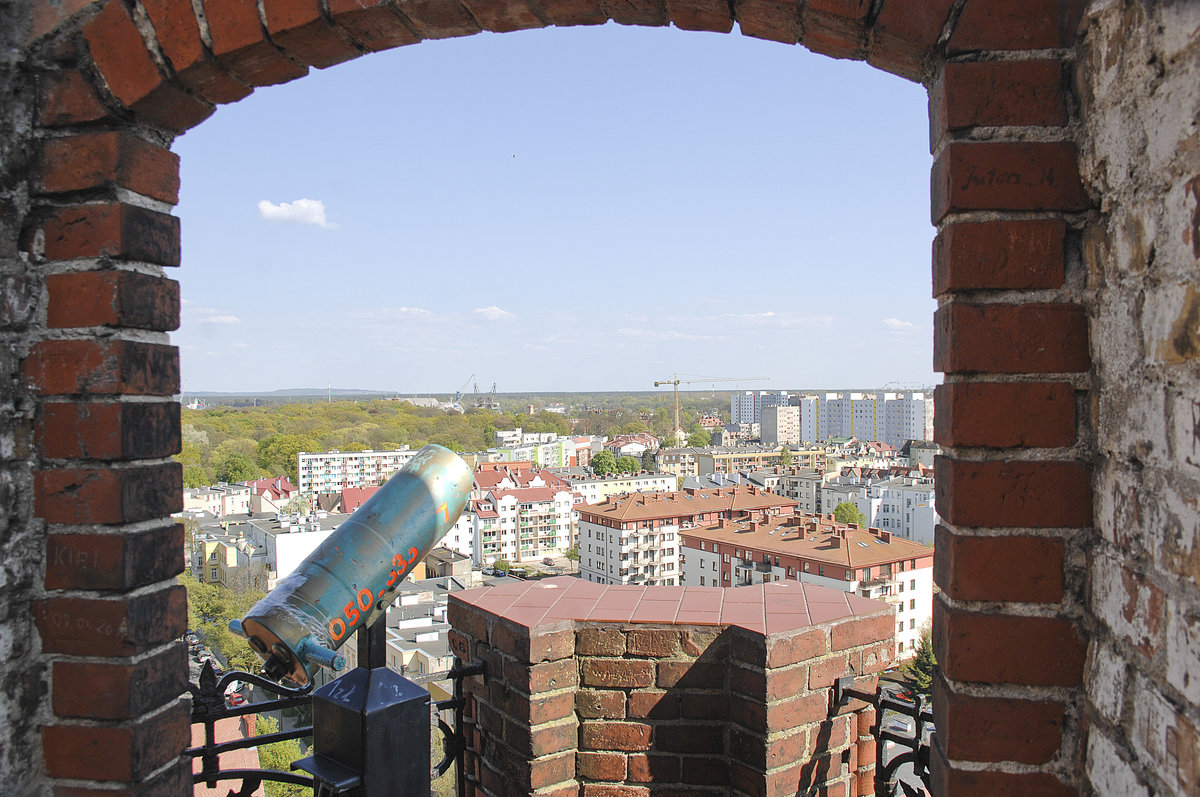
[448, 592, 892, 796]
[1, 0, 1117, 794]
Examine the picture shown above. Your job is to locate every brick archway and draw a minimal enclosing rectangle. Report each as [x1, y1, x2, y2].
[15, 1, 1094, 794]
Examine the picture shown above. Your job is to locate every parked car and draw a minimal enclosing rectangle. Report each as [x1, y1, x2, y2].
[542, 557, 556, 566]
[225, 693, 246, 707]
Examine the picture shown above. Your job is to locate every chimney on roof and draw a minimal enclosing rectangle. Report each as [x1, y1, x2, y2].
[831, 536, 841, 548]
[718, 518, 726, 529]
[880, 530, 892, 542]
[748, 521, 758, 533]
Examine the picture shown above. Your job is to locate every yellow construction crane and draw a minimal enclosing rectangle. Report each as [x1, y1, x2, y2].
[653, 374, 768, 445]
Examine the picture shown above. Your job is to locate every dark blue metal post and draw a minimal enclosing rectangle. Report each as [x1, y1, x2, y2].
[293, 615, 431, 796]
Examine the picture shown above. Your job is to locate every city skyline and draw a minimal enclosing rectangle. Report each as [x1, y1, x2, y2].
[173, 23, 936, 393]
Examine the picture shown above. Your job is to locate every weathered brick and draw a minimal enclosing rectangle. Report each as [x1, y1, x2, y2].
[38, 133, 180, 204]
[767, 628, 827, 668]
[866, 0, 955, 80]
[626, 629, 680, 657]
[930, 737, 1076, 796]
[24, 340, 180, 396]
[389, 0, 483, 38]
[666, 0, 732, 32]
[932, 141, 1087, 222]
[456, 0, 543, 32]
[580, 785, 649, 797]
[35, 463, 182, 525]
[577, 626, 625, 656]
[801, 0, 869, 60]
[830, 613, 895, 652]
[932, 218, 1066, 295]
[577, 750, 627, 781]
[935, 381, 1076, 449]
[50, 757, 192, 797]
[35, 202, 181, 266]
[52, 645, 187, 720]
[47, 271, 180, 332]
[576, 689, 626, 719]
[580, 720, 652, 752]
[734, 0, 799, 44]
[46, 524, 184, 590]
[261, 0, 362, 68]
[80, 0, 213, 131]
[934, 302, 1090, 375]
[39, 71, 110, 126]
[202, 0, 310, 86]
[140, 0, 252, 104]
[35, 586, 187, 657]
[934, 677, 1065, 764]
[948, 0, 1084, 53]
[626, 752, 679, 783]
[810, 655, 849, 690]
[655, 723, 723, 753]
[582, 659, 654, 689]
[936, 457, 1092, 528]
[43, 698, 190, 781]
[934, 526, 1065, 604]
[530, 751, 575, 790]
[932, 60, 1068, 137]
[934, 600, 1086, 687]
[327, 0, 424, 47]
[492, 620, 573, 664]
[657, 659, 724, 689]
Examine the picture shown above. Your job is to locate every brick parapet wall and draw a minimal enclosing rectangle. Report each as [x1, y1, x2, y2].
[448, 592, 891, 797]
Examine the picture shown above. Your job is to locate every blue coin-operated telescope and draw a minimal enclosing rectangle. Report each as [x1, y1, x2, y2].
[230, 444, 473, 686]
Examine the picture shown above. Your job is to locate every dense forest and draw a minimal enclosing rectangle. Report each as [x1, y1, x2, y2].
[177, 393, 729, 487]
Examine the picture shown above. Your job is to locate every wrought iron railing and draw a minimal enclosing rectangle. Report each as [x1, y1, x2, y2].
[833, 676, 934, 797]
[186, 615, 486, 796]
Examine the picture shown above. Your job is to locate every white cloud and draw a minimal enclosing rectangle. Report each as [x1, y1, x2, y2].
[882, 318, 915, 330]
[474, 306, 515, 322]
[258, 198, 337, 229]
[184, 301, 241, 325]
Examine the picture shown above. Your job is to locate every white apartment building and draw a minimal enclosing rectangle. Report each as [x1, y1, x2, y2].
[183, 483, 251, 517]
[796, 391, 933, 448]
[776, 468, 838, 514]
[468, 486, 575, 565]
[761, 405, 800, 446]
[680, 514, 934, 659]
[558, 471, 677, 506]
[876, 477, 937, 546]
[296, 447, 418, 493]
[577, 486, 796, 587]
[731, 391, 792, 425]
[489, 436, 591, 468]
[822, 472, 938, 547]
[494, 428, 558, 447]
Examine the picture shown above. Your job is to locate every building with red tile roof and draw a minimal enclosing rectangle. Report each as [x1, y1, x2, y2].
[680, 512, 932, 658]
[577, 486, 796, 588]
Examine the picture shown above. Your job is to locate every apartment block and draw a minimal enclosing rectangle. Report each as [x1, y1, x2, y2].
[697, 445, 825, 475]
[296, 447, 418, 493]
[760, 404, 800, 446]
[680, 513, 933, 658]
[578, 485, 796, 587]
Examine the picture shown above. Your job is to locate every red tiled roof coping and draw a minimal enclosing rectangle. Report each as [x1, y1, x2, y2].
[451, 576, 888, 634]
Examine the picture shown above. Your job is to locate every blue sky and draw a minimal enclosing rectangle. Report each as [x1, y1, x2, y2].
[173, 23, 937, 395]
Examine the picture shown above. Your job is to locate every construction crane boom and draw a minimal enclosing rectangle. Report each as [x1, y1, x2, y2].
[653, 374, 768, 445]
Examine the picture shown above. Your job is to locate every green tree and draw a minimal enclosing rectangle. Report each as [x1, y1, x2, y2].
[492, 558, 511, 573]
[563, 546, 580, 572]
[255, 715, 308, 796]
[779, 447, 793, 467]
[257, 434, 319, 484]
[833, 502, 868, 526]
[616, 455, 640, 473]
[687, 429, 712, 448]
[216, 451, 258, 483]
[182, 464, 214, 488]
[591, 450, 617, 476]
[903, 622, 936, 697]
[279, 496, 310, 515]
[179, 570, 266, 674]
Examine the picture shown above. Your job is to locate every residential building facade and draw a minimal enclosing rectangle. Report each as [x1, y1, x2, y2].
[296, 447, 418, 493]
[680, 513, 933, 658]
[578, 486, 797, 587]
[760, 404, 800, 446]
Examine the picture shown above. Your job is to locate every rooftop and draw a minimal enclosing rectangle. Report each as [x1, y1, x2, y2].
[452, 575, 886, 632]
[579, 485, 796, 521]
[686, 513, 932, 567]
